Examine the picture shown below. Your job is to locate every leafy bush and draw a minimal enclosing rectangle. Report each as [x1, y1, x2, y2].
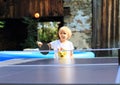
[37, 22, 59, 42]
[22, 17, 59, 48]
[22, 17, 37, 48]
[0, 21, 5, 29]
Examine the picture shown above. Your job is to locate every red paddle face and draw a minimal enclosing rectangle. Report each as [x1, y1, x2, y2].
[38, 43, 49, 55]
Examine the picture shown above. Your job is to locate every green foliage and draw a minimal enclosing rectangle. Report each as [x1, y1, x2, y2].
[22, 17, 59, 49]
[0, 21, 5, 29]
[22, 17, 37, 48]
[37, 22, 58, 42]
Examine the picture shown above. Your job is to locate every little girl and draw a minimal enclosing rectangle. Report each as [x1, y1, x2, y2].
[37, 26, 74, 64]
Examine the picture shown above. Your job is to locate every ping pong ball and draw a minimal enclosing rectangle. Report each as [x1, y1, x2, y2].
[34, 13, 40, 18]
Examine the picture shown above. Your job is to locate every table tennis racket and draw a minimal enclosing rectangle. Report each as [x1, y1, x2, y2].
[38, 43, 50, 55]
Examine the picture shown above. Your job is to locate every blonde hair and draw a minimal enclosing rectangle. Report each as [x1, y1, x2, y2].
[58, 26, 72, 39]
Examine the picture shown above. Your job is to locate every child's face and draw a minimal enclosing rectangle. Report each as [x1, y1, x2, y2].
[59, 29, 68, 42]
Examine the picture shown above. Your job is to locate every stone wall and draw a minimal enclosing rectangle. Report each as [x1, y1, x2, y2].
[63, 0, 92, 49]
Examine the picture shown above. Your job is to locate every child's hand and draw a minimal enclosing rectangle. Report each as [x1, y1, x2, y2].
[58, 47, 63, 51]
[36, 41, 43, 47]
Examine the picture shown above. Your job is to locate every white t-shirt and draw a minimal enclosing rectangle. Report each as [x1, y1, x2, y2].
[50, 40, 74, 63]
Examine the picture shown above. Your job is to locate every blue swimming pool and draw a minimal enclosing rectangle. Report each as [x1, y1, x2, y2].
[0, 57, 14, 61]
[0, 51, 95, 61]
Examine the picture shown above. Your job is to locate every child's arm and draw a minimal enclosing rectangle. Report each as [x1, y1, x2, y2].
[37, 41, 52, 49]
[70, 50, 74, 63]
[47, 43, 51, 49]
[70, 51, 74, 58]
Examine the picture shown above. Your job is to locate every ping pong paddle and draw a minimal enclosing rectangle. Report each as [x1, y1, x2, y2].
[38, 43, 50, 55]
